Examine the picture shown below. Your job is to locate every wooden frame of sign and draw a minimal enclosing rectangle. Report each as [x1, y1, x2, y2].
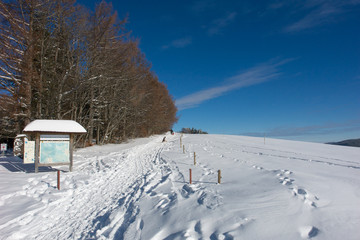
[23, 120, 86, 173]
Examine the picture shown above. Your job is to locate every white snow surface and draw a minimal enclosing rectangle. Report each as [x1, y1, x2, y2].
[23, 120, 86, 133]
[1, 134, 360, 240]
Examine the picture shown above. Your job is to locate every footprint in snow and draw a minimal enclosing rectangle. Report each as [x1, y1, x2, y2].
[282, 169, 292, 175]
[276, 170, 294, 186]
[181, 184, 195, 198]
[194, 221, 202, 235]
[203, 168, 212, 176]
[210, 231, 234, 240]
[197, 191, 222, 209]
[292, 187, 318, 208]
[209, 218, 250, 240]
[182, 220, 202, 239]
[155, 192, 177, 215]
[156, 198, 169, 209]
[299, 226, 319, 239]
[149, 191, 157, 197]
[275, 169, 292, 175]
[137, 219, 144, 230]
[279, 176, 294, 186]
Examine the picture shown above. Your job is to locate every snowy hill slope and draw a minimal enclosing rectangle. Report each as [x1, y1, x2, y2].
[0, 134, 360, 239]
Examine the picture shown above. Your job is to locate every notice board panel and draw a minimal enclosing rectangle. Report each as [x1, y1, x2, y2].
[40, 141, 70, 164]
[24, 140, 35, 164]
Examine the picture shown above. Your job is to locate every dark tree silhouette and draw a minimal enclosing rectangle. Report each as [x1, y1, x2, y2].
[0, 0, 178, 146]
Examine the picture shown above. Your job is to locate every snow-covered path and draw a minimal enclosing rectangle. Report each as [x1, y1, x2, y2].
[1, 134, 360, 239]
[0, 135, 171, 239]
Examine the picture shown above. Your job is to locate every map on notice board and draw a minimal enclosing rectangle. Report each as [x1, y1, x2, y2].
[40, 141, 69, 164]
[24, 140, 35, 164]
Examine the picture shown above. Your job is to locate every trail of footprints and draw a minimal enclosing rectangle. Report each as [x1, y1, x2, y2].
[252, 165, 320, 238]
[0, 174, 57, 207]
[276, 169, 293, 186]
[252, 166, 319, 208]
[149, 169, 222, 216]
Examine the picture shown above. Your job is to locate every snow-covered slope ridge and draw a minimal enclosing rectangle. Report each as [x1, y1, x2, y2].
[0, 134, 359, 239]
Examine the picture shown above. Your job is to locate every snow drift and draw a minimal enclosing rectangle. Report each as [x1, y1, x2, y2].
[1, 134, 359, 239]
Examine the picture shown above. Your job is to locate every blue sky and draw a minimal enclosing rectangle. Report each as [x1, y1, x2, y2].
[81, 0, 360, 143]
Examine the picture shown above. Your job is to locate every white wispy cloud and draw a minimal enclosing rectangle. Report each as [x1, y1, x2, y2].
[207, 12, 237, 35]
[176, 59, 289, 110]
[285, 4, 338, 32]
[284, 0, 360, 32]
[162, 37, 192, 50]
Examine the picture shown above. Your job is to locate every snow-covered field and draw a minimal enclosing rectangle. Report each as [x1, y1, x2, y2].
[1, 133, 360, 240]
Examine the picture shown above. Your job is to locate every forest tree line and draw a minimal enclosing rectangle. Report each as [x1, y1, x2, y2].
[180, 128, 208, 134]
[0, 0, 178, 146]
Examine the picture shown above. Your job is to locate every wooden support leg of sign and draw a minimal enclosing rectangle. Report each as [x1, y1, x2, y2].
[69, 134, 74, 172]
[194, 152, 196, 165]
[35, 133, 40, 173]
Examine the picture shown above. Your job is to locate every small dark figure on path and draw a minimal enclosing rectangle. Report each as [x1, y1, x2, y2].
[170, 129, 174, 135]
[162, 136, 166, 142]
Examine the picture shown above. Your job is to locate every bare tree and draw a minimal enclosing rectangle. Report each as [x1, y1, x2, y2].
[0, 0, 178, 146]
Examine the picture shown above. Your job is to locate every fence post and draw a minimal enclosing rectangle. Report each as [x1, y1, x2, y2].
[194, 152, 196, 165]
[264, 133, 266, 145]
[189, 168, 192, 184]
[57, 170, 60, 190]
[218, 170, 221, 184]
[183, 145, 185, 153]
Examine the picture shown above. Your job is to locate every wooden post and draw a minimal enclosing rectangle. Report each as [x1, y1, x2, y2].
[35, 133, 40, 173]
[218, 170, 221, 184]
[183, 145, 185, 153]
[180, 137, 182, 148]
[69, 134, 74, 172]
[57, 170, 60, 190]
[189, 168, 192, 184]
[264, 133, 266, 145]
[194, 152, 196, 165]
